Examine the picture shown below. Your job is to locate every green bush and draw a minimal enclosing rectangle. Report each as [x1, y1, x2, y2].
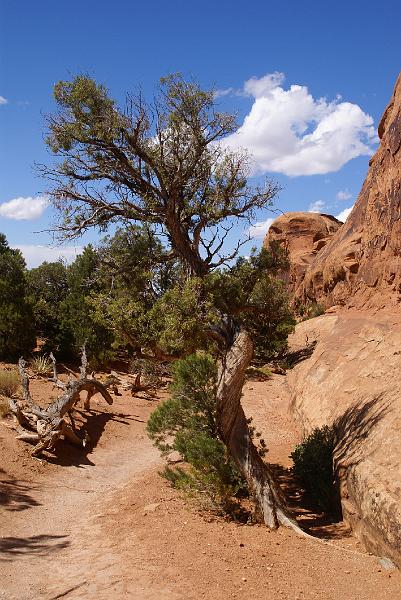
[290, 425, 336, 513]
[147, 353, 248, 516]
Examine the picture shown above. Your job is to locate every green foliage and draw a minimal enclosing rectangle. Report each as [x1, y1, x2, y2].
[0, 234, 36, 360]
[298, 302, 325, 320]
[27, 260, 69, 352]
[290, 425, 336, 513]
[147, 354, 247, 515]
[207, 247, 296, 361]
[58, 245, 114, 363]
[0, 369, 19, 397]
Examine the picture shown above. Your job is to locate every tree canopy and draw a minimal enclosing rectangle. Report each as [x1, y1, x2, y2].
[41, 74, 279, 276]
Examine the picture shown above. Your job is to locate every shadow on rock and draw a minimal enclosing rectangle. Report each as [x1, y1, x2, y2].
[334, 394, 391, 469]
[284, 340, 317, 369]
[270, 462, 345, 540]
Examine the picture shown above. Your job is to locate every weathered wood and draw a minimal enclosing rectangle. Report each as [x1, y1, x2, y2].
[10, 349, 113, 458]
[216, 325, 300, 531]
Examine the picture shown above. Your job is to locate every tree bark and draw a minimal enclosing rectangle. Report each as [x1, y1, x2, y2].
[216, 326, 300, 530]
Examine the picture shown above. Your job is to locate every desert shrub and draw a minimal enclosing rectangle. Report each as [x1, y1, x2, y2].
[30, 355, 53, 377]
[147, 353, 248, 516]
[306, 302, 325, 319]
[0, 397, 11, 418]
[0, 370, 19, 397]
[290, 425, 336, 513]
[130, 358, 164, 389]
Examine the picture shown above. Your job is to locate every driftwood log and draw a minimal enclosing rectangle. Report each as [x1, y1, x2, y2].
[9, 347, 113, 457]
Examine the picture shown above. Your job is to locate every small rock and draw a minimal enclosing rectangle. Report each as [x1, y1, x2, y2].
[143, 502, 160, 514]
[379, 557, 396, 570]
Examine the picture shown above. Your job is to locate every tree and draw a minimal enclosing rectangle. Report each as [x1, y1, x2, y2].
[27, 260, 69, 352]
[41, 73, 297, 528]
[90, 226, 181, 357]
[0, 234, 35, 359]
[58, 245, 114, 363]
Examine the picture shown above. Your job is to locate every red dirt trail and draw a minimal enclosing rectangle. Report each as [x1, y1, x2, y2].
[1, 376, 400, 599]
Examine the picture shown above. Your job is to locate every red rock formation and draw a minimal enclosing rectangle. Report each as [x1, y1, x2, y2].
[286, 312, 401, 568]
[264, 212, 342, 298]
[266, 72, 401, 566]
[300, 72, 401, 310]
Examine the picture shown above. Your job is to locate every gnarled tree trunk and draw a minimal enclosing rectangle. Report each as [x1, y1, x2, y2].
[216, 325, 300, 530]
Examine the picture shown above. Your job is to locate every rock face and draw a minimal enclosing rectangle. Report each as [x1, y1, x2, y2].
[286, 313, 401, 567]
[270, 72, 401, 566]
[264, 212, 342, 298]
[299, 72, 401, 310]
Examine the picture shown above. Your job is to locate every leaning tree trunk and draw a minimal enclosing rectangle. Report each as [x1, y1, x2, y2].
[216, 325, 300, 530]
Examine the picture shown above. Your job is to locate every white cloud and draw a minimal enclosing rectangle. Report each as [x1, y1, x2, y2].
[222, 73, 376, 177]
[308, 200, 326, 213]
[12, 245, 83, 269]
[335, 206, 353, 222]
[0, 96, 7, 105]
[214, 87, 235, 98]
[248, 218, 275, 238]
[336, 189, 353, 201]
[0, 195, 49, 220]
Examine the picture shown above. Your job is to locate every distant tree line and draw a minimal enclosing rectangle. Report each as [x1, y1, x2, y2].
[0, 228, 294, 367]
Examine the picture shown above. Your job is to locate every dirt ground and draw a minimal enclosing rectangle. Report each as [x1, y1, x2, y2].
[1, 373, 400, 599]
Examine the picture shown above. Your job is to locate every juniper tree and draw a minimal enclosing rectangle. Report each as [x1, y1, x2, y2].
[40, 73, 297, 528]
[0, 234, 35, 359]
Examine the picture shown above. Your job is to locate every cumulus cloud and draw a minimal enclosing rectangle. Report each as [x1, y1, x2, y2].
[335, 206, 353, 222]
[308, 199, 326, 213]
[222, 73, 376, 177]
[12, 245, 83, 269]
[0, 195, 49, 220]
[336, 189, 353, 201]
[0, 96, 7, 105]
[248, 218, 275, 238]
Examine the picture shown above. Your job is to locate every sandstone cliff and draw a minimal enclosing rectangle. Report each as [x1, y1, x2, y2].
[265, 71, 401, 567]
[286, 313, 401, 568]
[300, 72, 401, 310]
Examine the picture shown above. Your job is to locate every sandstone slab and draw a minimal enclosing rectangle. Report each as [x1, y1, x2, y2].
[286, 312, 401, 567]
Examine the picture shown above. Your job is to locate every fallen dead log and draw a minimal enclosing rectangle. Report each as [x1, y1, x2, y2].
[9, 346, 113, 457]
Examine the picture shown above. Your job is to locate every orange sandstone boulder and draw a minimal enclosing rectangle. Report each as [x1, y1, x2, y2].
[286, 312, 401, 568]
[264, 212, 342, 297]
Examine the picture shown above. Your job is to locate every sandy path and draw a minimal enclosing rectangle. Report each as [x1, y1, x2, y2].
[1, 378, 401, 599]
[0, 393, 164, 600]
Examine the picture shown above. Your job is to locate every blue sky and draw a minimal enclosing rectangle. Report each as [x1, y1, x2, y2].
[0, 0, 400, 267]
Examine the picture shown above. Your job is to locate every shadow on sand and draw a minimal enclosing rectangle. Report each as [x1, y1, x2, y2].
[0, 534, 70, 561]
[0, 468, 41, 512]
[42, 407, 145, 468]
